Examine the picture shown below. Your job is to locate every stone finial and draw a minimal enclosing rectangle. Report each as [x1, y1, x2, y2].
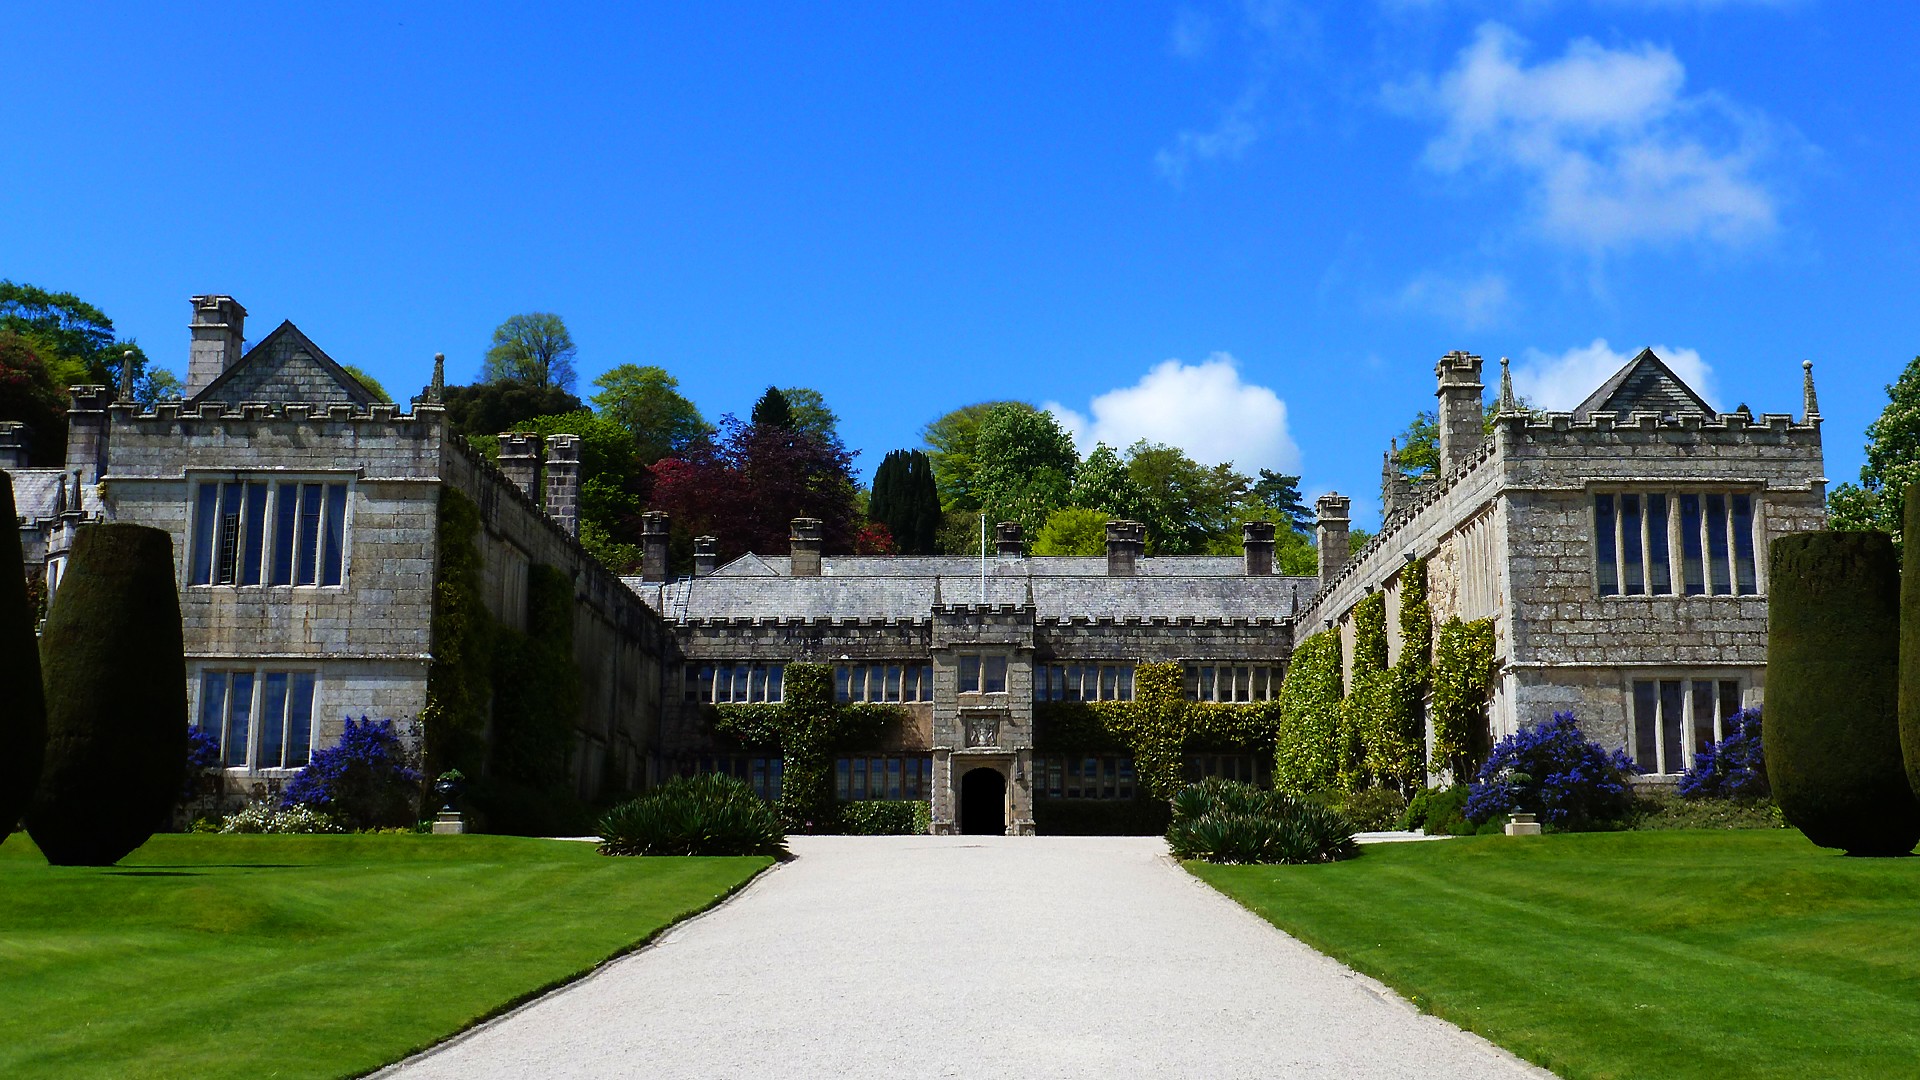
[1314, 492, 1352, 589]
[1498, 356, 1516, 413]
[642, 511, 671, 582]
[119, 350, 136, 401]
[932, 576, 943, 606]
[1802, 359, 1820, 422]
[790, 517, 824, 577]
[430, 353, 446, 403]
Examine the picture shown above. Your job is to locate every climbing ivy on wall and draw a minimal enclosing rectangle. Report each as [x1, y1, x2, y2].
[1432, 616, 1496, 780]
[1341, 593, 1392, 789]
[1273, 631, 1342, 794]
[423, 487, 491, 781]
[1033, 662, 1284, 800]
[1379, 560, 1432, 792]
[712, 662, 903, 831]
[489, 563, 582, 793]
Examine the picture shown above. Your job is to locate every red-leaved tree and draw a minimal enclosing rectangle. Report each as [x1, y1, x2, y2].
[649, 415, 861, 562]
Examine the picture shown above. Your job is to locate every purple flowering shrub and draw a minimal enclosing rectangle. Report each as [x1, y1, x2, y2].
[1466, 712, 1636, 830]
[282, 717, 422, 830]
[1679, 708, 1768, 801]
[182, 725, 221, 801]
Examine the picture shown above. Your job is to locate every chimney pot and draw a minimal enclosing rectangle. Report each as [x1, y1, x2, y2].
[543, 434, 581, 539]
[693, 535, 718, 578]
[790, 517, 823, 577]
[1315, 493, 1352, 588]
[186, 295, 247, 396]
[495, 432, 544, 504]
[995, 521, 1025, 560]
[641, 511, 670, 582]
[1241, 519, 1276, 576]
[1105, 519, 1146, 576]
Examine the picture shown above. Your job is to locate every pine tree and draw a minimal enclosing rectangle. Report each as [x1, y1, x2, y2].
[870, 449, 942, 556]
[750, 387, 794, 430]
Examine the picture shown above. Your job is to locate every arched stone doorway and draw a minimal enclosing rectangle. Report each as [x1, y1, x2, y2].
[959, 767, 1007, 835]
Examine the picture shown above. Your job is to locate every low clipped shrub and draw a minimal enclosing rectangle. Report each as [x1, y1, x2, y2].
[281, 717, 421, 830]
[1466, 712, 1635, 830]
[1166, 778, 1358, 865]
[1630, 789, 1786, 830]
[1333, 786, 1407, 832]
[599, 773, 789, 857]
[1680, 708, 1769, 801]
[219, 803, 344, 834]
[1034, 798, 1173, 836]
[838, 800, 930, 835]
[1398, 784, 1473, 835]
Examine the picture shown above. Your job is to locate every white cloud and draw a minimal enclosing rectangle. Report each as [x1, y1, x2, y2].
[1156, 87, 1262, 183]
[1045, 353, 1302, 474]
[1388, 23, 1780, 250]
[1394, 271, 1513, 329]
[1510, 337, 1715, 410]
[1170, 8, 1215, 60]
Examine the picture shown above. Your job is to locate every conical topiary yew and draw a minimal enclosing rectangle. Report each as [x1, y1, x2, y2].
[0, 471, 48, 846]
[1766, 530, 1919, 856]
[1902, 483, 1920, 802]
[27, 523, 188, 865]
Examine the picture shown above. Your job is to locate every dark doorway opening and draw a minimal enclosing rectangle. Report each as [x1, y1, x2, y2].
[959, 767, 1007, 835]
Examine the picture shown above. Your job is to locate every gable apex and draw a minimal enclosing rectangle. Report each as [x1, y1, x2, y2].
[1571, 347, 1713, 419]
[187, 320, 380, 408]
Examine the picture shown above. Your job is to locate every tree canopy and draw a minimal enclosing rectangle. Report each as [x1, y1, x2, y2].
[869, 449, 942, 556]
[1032, 507, 1110, 557]
[649, 413, 861, 564]
[0, 332, 67, 464]
[482, 313, 577, 392]
[1250, 470, 1313, 533]
[442, 381, 584, 440]
[750, 386, 793, 429]
[1068, 443, 1144, 519]
[0, 281, 180, 413]
[590, 364, 708, 465]
[921, 400, 1024, 512]
[342, 365, 391, 403]
[779, 387, 839, 445]
[498, 410, 648, 571]
[1828, 355, 1920, 549]
[972, 403, 1079, 537]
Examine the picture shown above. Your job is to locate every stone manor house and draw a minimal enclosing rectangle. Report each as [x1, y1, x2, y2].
[4, 295, 1826, 832]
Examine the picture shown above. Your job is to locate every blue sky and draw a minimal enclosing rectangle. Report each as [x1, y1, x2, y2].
[3, 2, 1913, 527]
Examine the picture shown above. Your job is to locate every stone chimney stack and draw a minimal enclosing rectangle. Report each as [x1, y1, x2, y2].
[1242, 520, 1276, 576]
[64, 387, 112, 484]
[187, 295, 247, 396]
[1105, 520, 1145, 577]
[0, 421, 30, 471]
[693, 535, 718, 578]
[496, 432, 543, 503]
[543, 434, 581, 538]
[1315, 493, 1351, 588]
[1435, 350, 1485, 477]
[995, 521, 1025, 560]
[641, 511, 670, 582]
[790, 517, 824, 577]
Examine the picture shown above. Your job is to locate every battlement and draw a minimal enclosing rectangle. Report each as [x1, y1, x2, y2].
[108, 398, 436, 426]
[1503, 408, 1817, 440]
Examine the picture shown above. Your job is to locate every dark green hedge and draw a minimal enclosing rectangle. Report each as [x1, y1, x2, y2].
[28, 524, 188, 865]
[1033, 797, 1171, 836]
[1766, 531, 1918, 855]
[0, 473, 46, 842]
[1903, 483, 1920, 803]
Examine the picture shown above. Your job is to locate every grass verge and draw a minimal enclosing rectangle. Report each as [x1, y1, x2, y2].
[1189, 830, 1920, 1080]
[0, 832, 770, 1079]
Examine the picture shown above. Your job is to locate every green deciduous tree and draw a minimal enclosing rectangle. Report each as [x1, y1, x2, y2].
[0, 283, 180, 426]
[482, 313, 577, 392]
[1828, 355, 1920, 549]
[496, 410, 648, 572]
[1124, 441, 1250, 555]
[441, 381, 583, 440]
[0, 331, 68, 464]
[869, 449, 942, 556]
[341, 365, 391, 403]
[973, 404, 1079, 537]
[1033, 507, 1111, 556]
[780, 387, 839, 445]
[589, 364, 708, 465]
[921, 400, 1023, 511]
[1068, 443, 1144, 519]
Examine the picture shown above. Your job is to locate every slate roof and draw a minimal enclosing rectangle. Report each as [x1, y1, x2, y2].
[6, 468, 96, 521]
[631, 555, 1315, 623]
[1572, 347, 1714, 419]
[189, 320, 380, 407]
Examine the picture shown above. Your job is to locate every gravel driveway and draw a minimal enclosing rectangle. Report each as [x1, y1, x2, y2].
[381, 835, 1552, 1079]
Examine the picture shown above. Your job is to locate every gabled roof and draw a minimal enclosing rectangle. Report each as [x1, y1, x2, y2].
[1572, 347, 1713, 419]
[188, 320, 379, 407]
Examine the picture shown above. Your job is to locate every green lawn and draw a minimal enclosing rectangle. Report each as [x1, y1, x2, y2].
[0, 833, 769, 1080]
[1190, 830, 1920, 1080]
